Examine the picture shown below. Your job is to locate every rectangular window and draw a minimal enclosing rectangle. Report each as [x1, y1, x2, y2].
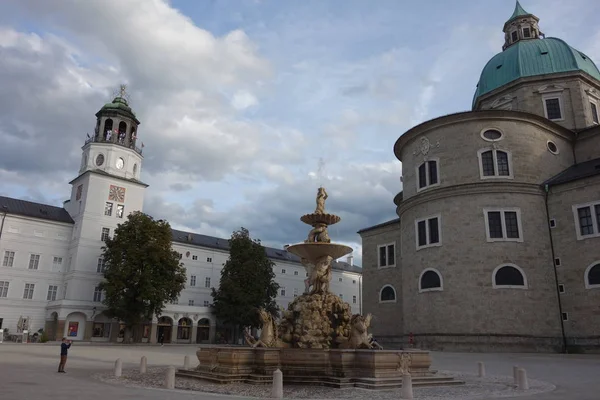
[205, 277, 211, 288]
[104, 202, 113, 216]
[558, 284, 565, 293]
[101, 228, 110, 241]
[293, 288, 298, 297]
[93, 286, 102, 302]
[207, 257, 212, 262]
[190, 275, 196, 286]
[203, 300, 209, 307]
[188, 300, 194, 306]
[511, 30, 518, 42]
[23, 283, 35, 300]
[0, 281, 9, 298]
[28, 254, 40, 270]
[116, 204, 124, 219]
[416, 216, 441, 249]
[574, 202, 600, 239]
[352, 280, 356, 284]
[417, 160, 439, 190]
[555, 258, 561, 266]
[378, 243, 395, 267]
[484, 208, 522, 242]
[544, 98, 562, 120]
[280, 287, 286, 297]
[352, 295, 357, 304]
[52, 257, 63, 270]
[192, 255, 198, 260]
[96, 258, 106, 273]
[479, 149, 511, 178]
[523, 27, 531, 38]
[47, 285, 58, 301]
[591, 102, 599, 124]
[3, 251, 15, 267]
[294, 271, 298, 276]
[281, 269, 286, 274]
[562, 312, 568, 321]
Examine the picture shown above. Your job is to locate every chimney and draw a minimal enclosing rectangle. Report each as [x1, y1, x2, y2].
[346, 255, 354, 266]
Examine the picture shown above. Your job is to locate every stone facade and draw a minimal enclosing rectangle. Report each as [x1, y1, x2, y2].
[359, 5, 600, 353]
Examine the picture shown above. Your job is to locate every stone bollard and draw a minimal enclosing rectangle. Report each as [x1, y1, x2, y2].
[513, 366, 519, 385]
[183, 355, 190, 370]
[140, 356, 147, 374]
[271, 369, 283, 399]
[517, 368, 529, 390]
[0, 329, 3, 344]
[478, 361, 485, 377]
[165, 366, 175, 389]
[114, 358, 122, 377]
[401, 373, 413, 399]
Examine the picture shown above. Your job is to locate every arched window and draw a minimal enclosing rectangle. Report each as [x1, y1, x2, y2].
[478, 148, 512, 179]
[177, 317, 192, 341]
[493, 264, 527, 289]
[585, 262, 600, 289]
[416, 158, 439, 191]
[103, 119, 113, 140]
[118, 121, 127, 145]
[379, 285, 396, 303]
[419, 268, 443, 292]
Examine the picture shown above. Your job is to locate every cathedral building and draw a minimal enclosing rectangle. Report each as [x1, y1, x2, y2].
[0, 91, 361, 344]
[359, 2, 600, 352]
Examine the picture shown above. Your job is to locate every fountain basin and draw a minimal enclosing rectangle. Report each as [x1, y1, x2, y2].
[300, 213, 341, 226]
[286, 242, 353, 265]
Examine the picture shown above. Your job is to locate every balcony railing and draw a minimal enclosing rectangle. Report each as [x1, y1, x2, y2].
[85, 133, 143, 155]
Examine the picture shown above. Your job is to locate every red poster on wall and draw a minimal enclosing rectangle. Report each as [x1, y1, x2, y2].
[68, 322, 79, 337]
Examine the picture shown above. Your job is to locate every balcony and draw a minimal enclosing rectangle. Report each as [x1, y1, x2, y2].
[85, 133, 143, 155]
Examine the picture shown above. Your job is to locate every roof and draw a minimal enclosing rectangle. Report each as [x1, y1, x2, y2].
[171, 228, 362, 275]
[357, 218, 400, 235]
[473, 38, 600, 107]
[96, 96, 140, 123]
[0, 196, 74, 224]
[544, 157, 600, 186]
[506, 1, 530, 25]
[69, 169, 149, 187]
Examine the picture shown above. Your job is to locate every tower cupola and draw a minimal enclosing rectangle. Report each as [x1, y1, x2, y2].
[502, 1, 544, 50]
[89, 85, 142, 153]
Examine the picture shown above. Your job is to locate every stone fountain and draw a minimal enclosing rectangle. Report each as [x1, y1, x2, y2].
[179, 187, 463, 389]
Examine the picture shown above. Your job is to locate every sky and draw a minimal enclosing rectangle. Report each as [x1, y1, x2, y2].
[1, 0, 599, 266]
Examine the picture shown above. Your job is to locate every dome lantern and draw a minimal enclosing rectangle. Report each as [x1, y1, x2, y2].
[502, 1, 544, 50]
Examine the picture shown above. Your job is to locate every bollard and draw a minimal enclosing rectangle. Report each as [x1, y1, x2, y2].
[513, 366, 519, 385]
[271, 369, 283, 399]
[477, 361, 485, 377]
[517, 368, 529, 390]
[140, 356, 147, 374]
[114, 358, 122, 377]
[401, 373, 413, 399]
[183, 355, 190, 370]
[165, 366, 175, 389]
[0, 329, 3, 344]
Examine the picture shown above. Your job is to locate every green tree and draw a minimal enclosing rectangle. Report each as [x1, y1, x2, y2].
[99, 211, 186, 342]
[211, 227, 279, 342]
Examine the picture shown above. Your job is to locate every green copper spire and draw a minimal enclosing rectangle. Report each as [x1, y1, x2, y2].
[507, 1, 530, 23]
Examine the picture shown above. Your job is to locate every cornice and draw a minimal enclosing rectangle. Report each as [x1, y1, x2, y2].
[397, 182, 544, 216]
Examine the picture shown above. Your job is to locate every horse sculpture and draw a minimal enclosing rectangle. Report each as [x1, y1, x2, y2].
[244, 308, 288, 348]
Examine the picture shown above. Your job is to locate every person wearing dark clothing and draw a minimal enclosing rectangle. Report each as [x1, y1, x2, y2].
[159, 332, 164, 346]
[58, 337, 72, 373]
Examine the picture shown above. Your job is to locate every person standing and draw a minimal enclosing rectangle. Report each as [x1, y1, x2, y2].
[58, 337, 72, 373]
[159, 332, 164, 346]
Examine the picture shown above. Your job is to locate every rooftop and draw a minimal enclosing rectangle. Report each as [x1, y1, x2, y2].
[0, 196, 74, 224]
[544, 157, 600, 186]
[357, 218, 400, 234]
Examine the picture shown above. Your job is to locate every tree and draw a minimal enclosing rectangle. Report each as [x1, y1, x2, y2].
[211, 228, 280, 341]
[99, 211, 186, 342]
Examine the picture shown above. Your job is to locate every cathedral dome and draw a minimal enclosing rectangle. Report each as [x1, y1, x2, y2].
[101, 96, 135, 115]
[473, 37, 600, 107]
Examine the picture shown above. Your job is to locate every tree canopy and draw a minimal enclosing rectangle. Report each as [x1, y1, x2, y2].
[99, 211, 186, 332]
[211, 227, 280, 330]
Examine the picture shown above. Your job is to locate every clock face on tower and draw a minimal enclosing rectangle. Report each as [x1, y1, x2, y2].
[108, 185, 126, 203]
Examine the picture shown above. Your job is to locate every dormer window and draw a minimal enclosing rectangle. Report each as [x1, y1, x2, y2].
[511, 31, 518, 42]
[523, 27, 531, 38]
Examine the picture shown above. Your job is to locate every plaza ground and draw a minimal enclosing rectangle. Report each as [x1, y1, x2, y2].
[1, 343, 599, 399]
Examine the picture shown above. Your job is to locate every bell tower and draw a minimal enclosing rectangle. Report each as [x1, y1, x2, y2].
[502, 1, 544, 50]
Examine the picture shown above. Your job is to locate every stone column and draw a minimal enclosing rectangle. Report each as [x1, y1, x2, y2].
[84, 321, 93, 340]
[209, 322, 216, 344]
[171, 324, 178, 344]
[191, 324, 198, 344]
[150, 323, 158, 344]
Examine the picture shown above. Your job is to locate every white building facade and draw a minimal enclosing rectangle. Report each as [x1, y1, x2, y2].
[0, 95, 362, 344]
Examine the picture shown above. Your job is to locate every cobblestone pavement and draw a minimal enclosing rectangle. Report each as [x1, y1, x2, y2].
[1, 343, 599, 399]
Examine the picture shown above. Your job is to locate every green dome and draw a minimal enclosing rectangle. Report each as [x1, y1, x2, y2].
[101, 96, 135, 115]
[473, 37, 600, 107]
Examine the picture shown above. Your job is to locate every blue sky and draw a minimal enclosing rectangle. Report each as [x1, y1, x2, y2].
[0, 0, 599, 264]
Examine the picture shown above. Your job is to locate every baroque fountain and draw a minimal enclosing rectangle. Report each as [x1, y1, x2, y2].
[179, 187, 461, 389]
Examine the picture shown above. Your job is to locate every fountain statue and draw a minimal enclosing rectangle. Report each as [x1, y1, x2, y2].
[187, 186, 461, 389]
